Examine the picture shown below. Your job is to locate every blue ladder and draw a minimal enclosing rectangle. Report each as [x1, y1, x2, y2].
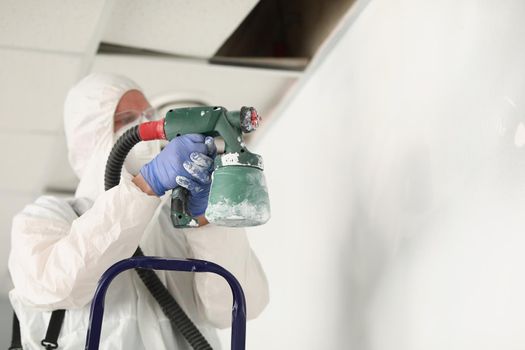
[84, 257, 246, 350]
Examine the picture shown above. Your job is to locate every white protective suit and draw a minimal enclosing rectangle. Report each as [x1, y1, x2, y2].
[8, 73, 269, 349]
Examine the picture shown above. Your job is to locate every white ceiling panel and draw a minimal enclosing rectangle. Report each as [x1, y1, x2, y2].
[0, 48, 83, 132]
[0, 0, 107, 53]
[92, 54, 298, 124]
[0, 132, 59, 193]
[103, 0, 259, 57]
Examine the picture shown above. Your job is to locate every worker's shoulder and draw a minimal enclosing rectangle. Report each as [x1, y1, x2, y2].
[16, 195, 87, 224]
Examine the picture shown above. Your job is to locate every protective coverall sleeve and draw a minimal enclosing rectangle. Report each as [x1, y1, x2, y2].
[182, 226, 269, 329]
[8, 177, 160, 310]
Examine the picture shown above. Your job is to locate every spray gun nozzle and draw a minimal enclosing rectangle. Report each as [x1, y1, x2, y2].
[239, 106, 260, 133]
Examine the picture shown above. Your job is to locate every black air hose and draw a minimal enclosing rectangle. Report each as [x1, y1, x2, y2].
[104, 126, 212, 350]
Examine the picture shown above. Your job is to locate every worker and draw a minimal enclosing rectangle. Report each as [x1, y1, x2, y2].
[8, 73, 269, 349]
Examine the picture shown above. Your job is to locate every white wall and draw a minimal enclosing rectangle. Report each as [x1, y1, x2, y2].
[245, 0, 525, 349]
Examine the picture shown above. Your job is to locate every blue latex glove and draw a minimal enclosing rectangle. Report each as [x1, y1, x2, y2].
[175, 150, 215, 216]
[179, 137, 216, 216]
[140, 134, 216, 216]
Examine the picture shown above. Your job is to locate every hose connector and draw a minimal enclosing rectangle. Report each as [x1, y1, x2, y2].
[138, 119, 166, 141]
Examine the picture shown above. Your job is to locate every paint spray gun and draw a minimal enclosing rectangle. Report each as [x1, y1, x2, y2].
[105, 106, 271, 228]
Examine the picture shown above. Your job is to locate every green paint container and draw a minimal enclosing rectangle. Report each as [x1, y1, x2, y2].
[206, 166, 270, 227]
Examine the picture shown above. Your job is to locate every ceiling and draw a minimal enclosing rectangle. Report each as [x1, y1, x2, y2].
[103, 0, 259, 57]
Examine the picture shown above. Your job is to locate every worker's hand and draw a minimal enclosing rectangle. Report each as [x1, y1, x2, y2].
[176, 136, 216, 217]
[175, 149, 216, 216]
[140, 135, 216, 204]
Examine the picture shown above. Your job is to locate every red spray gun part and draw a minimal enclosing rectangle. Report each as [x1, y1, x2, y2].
[138, 119, 166, 141]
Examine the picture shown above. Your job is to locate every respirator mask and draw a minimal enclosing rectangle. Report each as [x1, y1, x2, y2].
[114, 107, 162, 175]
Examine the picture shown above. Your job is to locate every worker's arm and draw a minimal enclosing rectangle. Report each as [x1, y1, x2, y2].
[8, 175, 160, 310]
[183, 226, 270, 329]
